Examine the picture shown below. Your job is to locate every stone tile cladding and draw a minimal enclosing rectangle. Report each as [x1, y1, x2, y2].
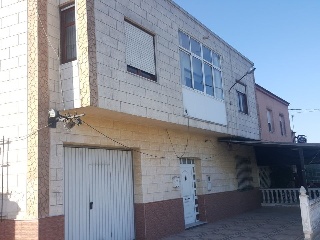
[135, 198, 184, 240]
[48, 115, 260, 214]
[0, 215, 63, 240]
[0, 0, 29, 219]
[198, 188, 262, 223]
[27, 0, 50, 219]
[76, 0, 98, 107]
[93, 0, 260, 140]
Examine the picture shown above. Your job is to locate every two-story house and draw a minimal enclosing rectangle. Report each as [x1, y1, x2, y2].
[255, 84, 292, 143]
[0, 0, 261, 239]
[255, 84, 294, 189]
[255, 84, 320, 190]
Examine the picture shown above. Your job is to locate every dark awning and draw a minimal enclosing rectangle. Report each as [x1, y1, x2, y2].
[218, 138, 320, 166]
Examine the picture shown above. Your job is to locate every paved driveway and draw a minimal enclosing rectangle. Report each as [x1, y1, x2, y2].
[164, 207, 306, 240]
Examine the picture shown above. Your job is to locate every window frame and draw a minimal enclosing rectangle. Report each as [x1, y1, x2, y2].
[279, 114, 286, 136]
[60, 5, 77, 64]
[178, 30, 223, 100]
[267, 109, 274, 133]
[237, 91, 248, 114]
[124, 19, 157, 81]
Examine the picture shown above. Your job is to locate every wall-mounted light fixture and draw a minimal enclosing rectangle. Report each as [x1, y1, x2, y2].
[228, 67, 256, 93]
[48, 109, 85, 130]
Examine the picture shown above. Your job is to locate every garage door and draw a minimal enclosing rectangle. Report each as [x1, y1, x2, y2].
[64, 147, 135, 240]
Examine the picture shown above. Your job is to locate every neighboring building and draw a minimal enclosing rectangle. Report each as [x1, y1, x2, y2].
[255, 84, 293, 188]
[255, 84, 292, 143]
[254, 84, 310, 190]
[0, 0, 261, 239]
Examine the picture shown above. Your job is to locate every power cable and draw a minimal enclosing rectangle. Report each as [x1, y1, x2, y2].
[37, 13, 66, 110]
[166, 129, 179, 159]
[9, 123, 52, 143]
[289, 109, 320, 112]
[82, 120, 164, 159]
[180, 118, 190, 158]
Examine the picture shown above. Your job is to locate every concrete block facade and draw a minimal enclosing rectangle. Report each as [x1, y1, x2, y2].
[49, 116, 259, 208]
[0, 0, 28, 220]
[92, 0, 260, 140]
[0, 0, 262, 239]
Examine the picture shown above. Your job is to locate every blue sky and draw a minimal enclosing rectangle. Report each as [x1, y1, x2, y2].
[173, 0, 320, 143]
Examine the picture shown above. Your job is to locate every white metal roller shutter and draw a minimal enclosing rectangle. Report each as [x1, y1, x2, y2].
[124, 21, 155, 75]
[64, 147, 134, 240]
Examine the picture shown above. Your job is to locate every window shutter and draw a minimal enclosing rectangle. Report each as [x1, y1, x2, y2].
[125, 21, 155, 75]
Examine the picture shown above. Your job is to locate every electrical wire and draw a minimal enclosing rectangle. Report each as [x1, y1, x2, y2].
[82, 120, 164, 159]
[165, 117, 191, 159]
[289, 109, 320, 121]
[180, 118, 190, 158]
[8, 123, 52, 143]
[166, 129, 179, 159]
[289, 109, 320, 112]
[37, 13, 66, 110]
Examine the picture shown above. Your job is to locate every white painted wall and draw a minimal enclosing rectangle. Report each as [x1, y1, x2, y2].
[182, 87, 227, 125]
[0, 0, 28, 219]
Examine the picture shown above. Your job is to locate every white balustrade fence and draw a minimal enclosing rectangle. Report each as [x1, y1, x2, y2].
[299, 186, 320, 240]
[261, 188, 320, 206]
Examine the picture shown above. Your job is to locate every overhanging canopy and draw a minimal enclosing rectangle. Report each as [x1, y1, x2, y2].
[218, 139, 320, 166]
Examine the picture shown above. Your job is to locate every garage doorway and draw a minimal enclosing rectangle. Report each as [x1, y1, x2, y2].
[64, 147, 135, 240]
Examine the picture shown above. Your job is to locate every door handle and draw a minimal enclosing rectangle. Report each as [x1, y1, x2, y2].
[89, 202, 93, 210]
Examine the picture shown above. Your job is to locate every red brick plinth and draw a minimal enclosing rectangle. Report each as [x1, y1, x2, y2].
[198, 188, 261, 223]
[135, 198, 185, 240]
[0, 215, 64, 240]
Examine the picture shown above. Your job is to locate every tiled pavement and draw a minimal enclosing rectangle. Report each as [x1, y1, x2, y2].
[163, 207, 310, 240]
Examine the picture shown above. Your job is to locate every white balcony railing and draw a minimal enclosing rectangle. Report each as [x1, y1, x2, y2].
[261, 188, 320, 206]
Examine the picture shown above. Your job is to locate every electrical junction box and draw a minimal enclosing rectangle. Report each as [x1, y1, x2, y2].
[172, 176, 180, 188]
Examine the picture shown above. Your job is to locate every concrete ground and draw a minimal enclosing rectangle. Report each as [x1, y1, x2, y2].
[164, 207, 308, 240]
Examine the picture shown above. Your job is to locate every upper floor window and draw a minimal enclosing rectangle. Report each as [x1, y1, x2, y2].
[124, 20, 156, 81]
[60, 6, 77, 64]
[279, 114, 286, 136]
[178, 31, 223, 100]
[267, 109, 274, 132]
[237, 91, 248, 114]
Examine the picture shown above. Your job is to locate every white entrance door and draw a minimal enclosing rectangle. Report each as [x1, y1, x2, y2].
[180, 159, 197, 226]
[64, 147, 135, 240]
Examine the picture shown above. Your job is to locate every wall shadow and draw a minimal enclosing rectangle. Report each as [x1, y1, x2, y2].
[0, 193, 21, 240]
